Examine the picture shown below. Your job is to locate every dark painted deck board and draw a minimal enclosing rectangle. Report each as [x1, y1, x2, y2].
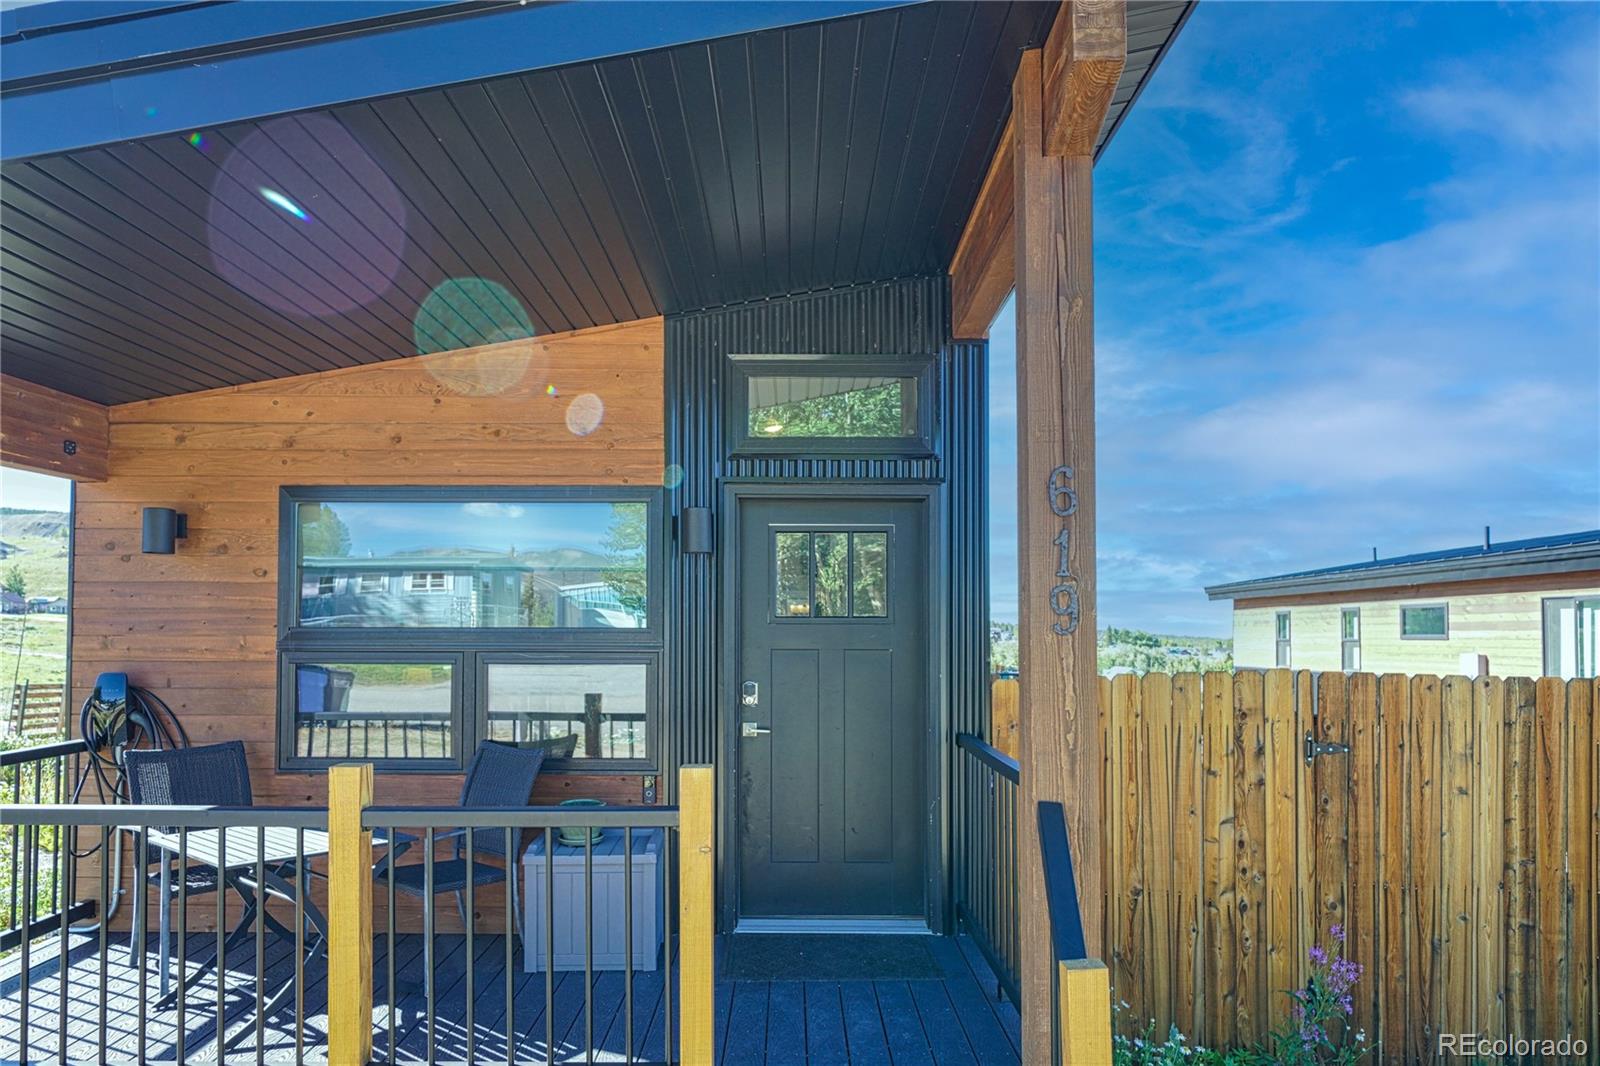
[3, 933, 1018, 1063]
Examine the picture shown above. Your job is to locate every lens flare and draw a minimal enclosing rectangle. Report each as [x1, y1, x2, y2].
[662, 464, 685, 490]
[186, 132, 206, 150]
[565, 393, 604, 437]
[259, 188, 310, 222]
[414, 277, 534, 356]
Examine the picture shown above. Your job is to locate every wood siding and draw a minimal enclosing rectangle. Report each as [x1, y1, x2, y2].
[0, 373, 109, 481]
[1102, 671, 1598, 1062]
[1234, 581, 1600, 675]
[70, 318, 664, 928]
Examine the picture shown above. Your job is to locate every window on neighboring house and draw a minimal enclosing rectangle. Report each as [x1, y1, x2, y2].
[407, 571, 448, 593]
[1400, 603, 1449, 640]
[1340, 608, 1361, 671]
[1542, 596, 1600, 679]
[1275, 611, 1291, 667]
[279, 488, 662, 771]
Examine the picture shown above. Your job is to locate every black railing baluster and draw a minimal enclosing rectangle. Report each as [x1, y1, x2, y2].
[178, 829, 188, 1063]
[544, 826, 554, 1066]
[97, 826, 108, 1066]
[216, 824, 227, 1063]
[296, 826, 306, 1066]
[425, 825, 437, 1066]
[466, 825, 476, 1066]
[504, 826, 515, 1066]
[135, 826, 147, 1065]
[20, 823, 33, 1059]
[662, 826, 673, 1066]
[256, 825, 267, 1064]
[58, 821, 72, 1059]
[585, 829, 594, 1065]
[388, 825, 398, 1066]
[624, 825, 634, 1066]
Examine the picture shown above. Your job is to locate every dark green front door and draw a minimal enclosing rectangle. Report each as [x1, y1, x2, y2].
[735, 496, 928, 921]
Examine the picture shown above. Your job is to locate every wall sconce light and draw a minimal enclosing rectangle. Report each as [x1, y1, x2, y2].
[681, 507, 713, 554]
[141, 507, 189, 554]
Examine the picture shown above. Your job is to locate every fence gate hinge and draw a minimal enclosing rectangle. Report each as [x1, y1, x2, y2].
[1304, 731, 1350, 766]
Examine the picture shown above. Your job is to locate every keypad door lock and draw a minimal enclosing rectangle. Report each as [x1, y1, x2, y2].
[741, 681, 759, 706]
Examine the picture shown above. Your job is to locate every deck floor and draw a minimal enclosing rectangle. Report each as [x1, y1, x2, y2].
[1, 932, 1017, 1063]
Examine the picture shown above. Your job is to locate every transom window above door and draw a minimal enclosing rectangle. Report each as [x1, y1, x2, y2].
[725, 353, 935, 456]
[773, 530, 888, 619]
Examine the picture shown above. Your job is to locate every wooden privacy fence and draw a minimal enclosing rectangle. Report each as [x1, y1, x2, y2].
[1099, 671, 1597, 1061]
[6, 681, 66, 739]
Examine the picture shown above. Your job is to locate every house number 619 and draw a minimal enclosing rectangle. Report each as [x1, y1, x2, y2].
[1047, 465, 1079, 636]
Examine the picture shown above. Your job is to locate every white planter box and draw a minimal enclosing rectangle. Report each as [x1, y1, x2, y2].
[522, 827, 663, 972]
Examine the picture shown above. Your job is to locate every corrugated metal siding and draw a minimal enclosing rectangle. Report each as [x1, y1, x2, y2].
[662, 276, 989, 846]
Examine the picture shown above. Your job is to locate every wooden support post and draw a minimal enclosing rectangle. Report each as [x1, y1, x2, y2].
[327, 763, 374, 1066]
[677, 764, 715, 1065]
[1058, 959, 1114, 1064]
[1013, 2, 1124, 1058]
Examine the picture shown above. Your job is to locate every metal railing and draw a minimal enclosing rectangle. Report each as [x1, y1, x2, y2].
[1, 764, 715, 1064]
[2, 738, 92, 953]
[1038, 800, 1111, 1065]
[952, 731, 1019, 1004]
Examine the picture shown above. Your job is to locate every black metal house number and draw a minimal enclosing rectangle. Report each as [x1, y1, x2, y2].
[1048, 464, 1079, 636]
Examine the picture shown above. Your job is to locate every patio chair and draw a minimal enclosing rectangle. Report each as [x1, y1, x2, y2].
[373, 741, 545, 937]
[122, 741, 307, 991]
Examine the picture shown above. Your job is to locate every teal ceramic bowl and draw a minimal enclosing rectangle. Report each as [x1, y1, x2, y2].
[557, 799, 605, 848]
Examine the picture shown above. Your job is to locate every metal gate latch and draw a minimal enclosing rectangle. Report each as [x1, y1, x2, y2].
[1304, 731, 1350, 766]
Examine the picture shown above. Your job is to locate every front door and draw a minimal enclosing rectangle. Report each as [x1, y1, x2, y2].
[735, 496, 928, 923]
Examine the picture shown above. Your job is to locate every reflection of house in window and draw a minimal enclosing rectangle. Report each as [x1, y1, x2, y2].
[300, 553, 646, 629]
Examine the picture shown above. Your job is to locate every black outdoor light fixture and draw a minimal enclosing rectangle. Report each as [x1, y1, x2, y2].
[681, 506, 713, 554]
[141, 507, 189, 554]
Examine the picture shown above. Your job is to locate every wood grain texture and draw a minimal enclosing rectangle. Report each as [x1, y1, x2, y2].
[1012, 46, 1104, 1064]
[327, 763, 374, 1066]
[0, 372, 110, 480]
[949, 115, 1015, 340]
[1057, 959, 1112, 1065]
[1097, 671, 1595, 1063]
[1042, 1, 1127, 157]
[69, 317, 665, 851]
[677, 765, 716, 1066]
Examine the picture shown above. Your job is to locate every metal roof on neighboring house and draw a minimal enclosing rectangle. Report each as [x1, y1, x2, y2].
[1205, 530, 1600, 601]
[0, 0, 1193, 405]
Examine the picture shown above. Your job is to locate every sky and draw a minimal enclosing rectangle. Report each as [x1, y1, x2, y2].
[988, 1, 1600, 637]
[0, 467, 71, 511]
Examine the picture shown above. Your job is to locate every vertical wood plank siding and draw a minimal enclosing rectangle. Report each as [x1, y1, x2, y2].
[1098, 671, 1599, 1061]
[70, 318, 664, 930]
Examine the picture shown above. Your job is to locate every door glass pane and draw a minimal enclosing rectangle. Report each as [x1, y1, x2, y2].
[484, 662, 649, 760]
[1341, 609, 1359, 640]
[747, 376, 916, 438]
[292, 662, 453, 761]
[813, 533, 849, 617]
[775, 533, 812, 617]
[851, 532, 888, 617]
[296, 499, 648, 629]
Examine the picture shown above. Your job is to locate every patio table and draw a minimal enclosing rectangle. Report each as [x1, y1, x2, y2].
[125, 825, 397, 1049]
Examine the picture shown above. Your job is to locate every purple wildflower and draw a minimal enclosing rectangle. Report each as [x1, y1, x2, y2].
[1308, 944, 1328, 966]
[1329, 923, 1345, 942]
[1340, 993, 1354, 1015]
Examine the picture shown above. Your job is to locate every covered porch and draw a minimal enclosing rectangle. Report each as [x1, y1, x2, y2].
[0, 0, 1191, 1060]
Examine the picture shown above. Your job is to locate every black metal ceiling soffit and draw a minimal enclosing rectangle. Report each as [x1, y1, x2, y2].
[0, 1, 1189, 404]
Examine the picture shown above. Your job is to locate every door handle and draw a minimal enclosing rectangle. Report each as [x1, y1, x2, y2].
[741, 722, 771, 738]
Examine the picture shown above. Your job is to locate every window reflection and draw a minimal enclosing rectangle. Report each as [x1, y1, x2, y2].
[484, 662, 649, 760]
[747, 376, 916, 438]
[293, 662, 453, 761]
[296, 500, 648, 629]
[775, 532, 812, 617]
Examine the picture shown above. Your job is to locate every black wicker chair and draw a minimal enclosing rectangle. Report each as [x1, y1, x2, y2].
[373, 741, 546, 936]
[122, 741, 305, 997]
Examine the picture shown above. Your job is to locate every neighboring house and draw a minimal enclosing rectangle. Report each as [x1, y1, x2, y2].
[0, 590, 24, 614]
[25, 596, 67, 614]
[1206, 530, 1600, 679]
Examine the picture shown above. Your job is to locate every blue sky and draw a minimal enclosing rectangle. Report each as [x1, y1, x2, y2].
[989, 1, 1600, 636]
